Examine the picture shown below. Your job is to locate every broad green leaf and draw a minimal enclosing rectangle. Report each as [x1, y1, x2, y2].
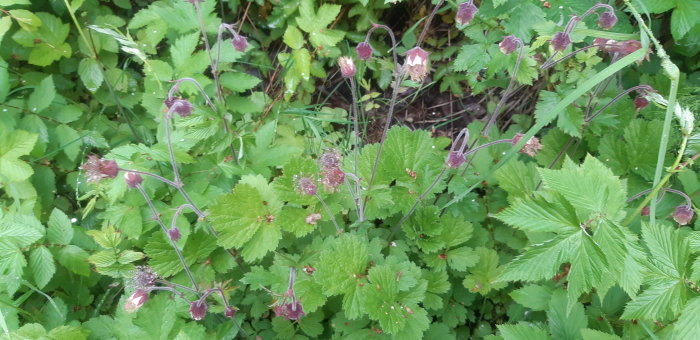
[47, 208, 73, 245]
[674, 297, 700, 339]
[498, 233, 577, 282]
[8, 9, 41, 31]
[453, 44, 489, 72]
[463, 247, 505, 295]
[580, 329, 621, 340]
[510, 284, 554, 311]
[642, 223, 689, 278]
[29, 246, 55, 289]
[0, 57, 8, 102]
[27, 75, 55, 113]
[29, 42, 71, 67]
[220, 72, 261, 92]
[498, 323, 552, 340]
[316, 234, 368, 318]
[547, 290, 587, 340]
[283, 25, 304, 49]
[54, 124, 82, 161]
[494, 160, 540, 202]
[57, 245, 90, 276]
[78, 58, 104, 92]
[0, 215, 43, 248]
[671, 1, 700, 40]
[496, 194, 580, 234]
[567, 232, 608, 306]
[621, 279, 685, 320]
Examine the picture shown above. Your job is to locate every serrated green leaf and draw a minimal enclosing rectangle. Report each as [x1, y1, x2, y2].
[54, 124, 82, 161]
[57, 245, 90, 276]
[621, 279, 685, 320]
[498, 323, 552, 340]
[674, 296, 700, 339]
[453, 44, 489, 72]
[496, 194, 580, 234]
[510, 284, 554, 311]
[220, 72, 261, 92]
[283, 25, 304, 49]
[642, 222, 689, 278]
[0, 215, 43, 248]
[8, 9, 41, 31]
[580, 328, 620, 340]
[463, 247, 505, 295]
[47, 208, 73, 245]
[27, 75, 55, 113]
[316, 234, 368, 318]
[671, 1, 700, 40]
[547, 290, 586, 340]
[447, 246, 479, 271]
[29, 246, 54, 289]
[498, 233, 577, 282]
[78, 58, 104, 92]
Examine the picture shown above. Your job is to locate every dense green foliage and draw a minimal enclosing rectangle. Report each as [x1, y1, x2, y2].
[1, 0, 699, 339]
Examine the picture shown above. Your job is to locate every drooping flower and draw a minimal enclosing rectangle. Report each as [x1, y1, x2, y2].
[404, 47, 430, 82]
[164, 98, 193, 117]
[641, 206, 650, 216]
[124, 289, 149, 313]
[338, 56, 356, 78]
[456, 1, 478, 26]
[672, 205, 694, 225]
[550, 32, 571, 51]
[224, 306, 237, 318]
[446, 151, 466, 169]
[167, 227, 181, 242]
[274, 300, 305, 321]
[124, 172, 143, 188]
[356, 42, 373, 60]
[598, 11, 618, 30]
[81, 155, 119, 184]
[512, 133, 544, 157]
[499, 35, 518, 55]
[189, 299, 209, 320]
[305, 212, 322, 225]
[634, 96, 649, 111]
[232, 34, 248, 52]
[294, 175, 318, 196]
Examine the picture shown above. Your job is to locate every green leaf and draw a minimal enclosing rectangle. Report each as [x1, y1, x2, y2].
[47, 208, 73, 245]
[462, 247, 505, 295]
[498, 323, 552, 340]
[547, 290, 587, 340]
[671, 1, 700, 40]
[496, 194, 580, 234]
[447, 246, 479, 272]
[57, 245, 90, 276]
[642, 222, 689, 279]
[28, 42, 71, 67]
[78, 58, 104, 92]
[494, 160, 540, 202]
[453, 44, 489, 72]
[27, 75, 55, 113]
[28, 246, 55, 289]
[54, 124, 82, 161]
[220, 72, 261, 92]
[316, 234, 369, 319]
[510, 284, 554, 311]
[8, 9, 41, 31]
[580, 329, 621, 340]
[283, 25, 304, 50]
[0, 57, 8, 102]
[498, 233, 577, 282]
[170, 32, 200, 70]
[566, 232, 608, 305]
[621, 279, 686, 320]
[0, 215, 43, 248]
[674, 297, 700, 339]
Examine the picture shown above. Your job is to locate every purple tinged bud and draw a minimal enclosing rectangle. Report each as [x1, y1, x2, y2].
[641, 206, 650, 216]
[232, 35, 248, 52]
[165, 98, 193, 117]
[124, 172, 143, 188]
[456, 1, 478, 26]
[404, 46, 430, 82]
[225, 306, 237, 318]
[167, 227, 181, 242]
[338, 56, 356, 77]
[124, 289, 149, 313]
[634, 96, 649, 111]
[499, 35, 518, 55]
[81, 155, 119, 184]
[295, 175, 317, 196]
[356, 42, 373, 60]
[550, 32, 571, 51]
[189, 299, 208, 320]
[274, 301, 305, 320]
[446, 151, 466, 168]
[672, 205, 694, 225]
[598, 11, 618, 30]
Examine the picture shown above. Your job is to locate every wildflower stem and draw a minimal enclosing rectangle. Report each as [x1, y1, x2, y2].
[314, 194, 342, 233]
[586, 85, 653, 122]
[167, 78, 216, 111]
[348, 77, 364, 222]
[117, 168, 179, 187]
[365, 24, 399, 72]
[483, 37, 524, 136]
[416, 0, 446, 48]
[136, 185, 199, 292]
[193, 1, 223, 103]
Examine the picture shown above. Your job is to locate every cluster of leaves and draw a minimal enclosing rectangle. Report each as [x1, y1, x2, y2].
[0, 0, 699, 339]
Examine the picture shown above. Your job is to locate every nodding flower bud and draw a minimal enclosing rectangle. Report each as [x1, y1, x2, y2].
[499, 35, 519, 55]
[512, 133, 544, 157]
[164, 98, 193, 118]
[404, 46, 430, 82]
[81, 155, 119, 184]
[124, 289, 149, 313]
[224, 306, 237, 318]
[338, 56, 356, 78]
[167, 227, 181, 242]
[446, 151, 466, 168]
[356, 42, 373, 60]
[274, 301, 305, 321]
[641, 206, 650, 216]
[598, 11, 618, 29]
[550, 32, 571, 52]
[456, 1, 478, 26]
[294, 175, 317, 196]
[124, 172, 143, 188]
[672, 205, 694, 225]
[634, 96, 649, 111]
[189, 299, 209, 321]
[232, 34, 248, 52]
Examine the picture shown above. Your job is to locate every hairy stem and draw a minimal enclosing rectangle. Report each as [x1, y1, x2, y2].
[315, 194, 342, 233]
[348, 77, 364, 221]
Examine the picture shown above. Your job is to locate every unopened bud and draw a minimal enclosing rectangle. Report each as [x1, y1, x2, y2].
[124, 172, 143, 188]
[641, 206, 650, 216]
[232, 35, 248, 52]
[356, 42, 373, 60]
[550, 32, 571, 51]
[598, 11, 618, 30]
[672, 205, 694, 225]
[499, 35, 518, 55]
[189, 299, 208, 320]
[634, 96, 649, 111]
[446, 151, 466, 168]
[124, 289, 149, 313]
[456, 1, 478, 26]
[167, 227, 181, 242]
[225, 306, 237, 318]
[165, 98, 193, 117]
[338, 56, 356, 77]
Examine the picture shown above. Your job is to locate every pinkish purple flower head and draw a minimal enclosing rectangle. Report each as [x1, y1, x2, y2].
[456, 0, 478, 26]
[294, 175, 317, 196]
[598, 11, 618, 30]
[338, 56, 356, 78]
[232, 34, 248, 52]
[274, 300, 305, 321]
[224, 306, 237, 318]
[499, 35, 519, 55]
[446, 151, 466, 169]
[133, 266, 158, 288]
[512, 133, 544, 157]
[321, 167, 345, 193]
[634, 96, 649, 111]
[164, 98, 193, 118]
[404, 46, 430, 82]
[672, 205, 694, 225]
[167, 227, 181, 242]
[124, 172, 143, 189]
[356, 42, 373, 60]
[81, 155, 119, 184]
[550, 32, 571, 51]
[189, 299, 209, 320]
[124, 289, 149, 313]
[319, 149, 342, 170]
[641, 206, 650, 216]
